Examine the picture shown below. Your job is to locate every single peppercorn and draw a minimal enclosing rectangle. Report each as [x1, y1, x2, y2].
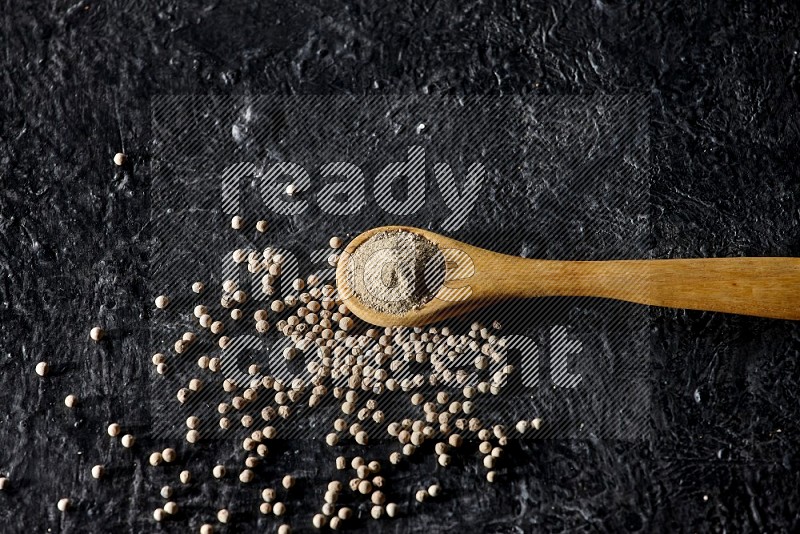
[35, 361, 49, 377]
[90, 326, 104, 341]
[211, 464, 227, 478]
[91, 465, 104, 479]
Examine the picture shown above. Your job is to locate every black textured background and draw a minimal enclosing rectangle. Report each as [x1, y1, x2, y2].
[1, 1, 800, 533]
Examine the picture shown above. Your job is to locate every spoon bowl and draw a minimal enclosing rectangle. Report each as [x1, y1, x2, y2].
[336, 226, 800, 327]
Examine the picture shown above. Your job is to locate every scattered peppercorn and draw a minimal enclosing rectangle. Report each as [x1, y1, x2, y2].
[35, 361, 49, 377]
[90, 326, 104, 341]
[91, 465, 104, 479]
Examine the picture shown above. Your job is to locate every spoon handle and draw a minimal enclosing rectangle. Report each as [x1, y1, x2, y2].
[483, 256, 800, 320]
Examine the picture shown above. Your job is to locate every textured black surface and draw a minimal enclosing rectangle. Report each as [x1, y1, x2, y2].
[1, 1, 800, 533]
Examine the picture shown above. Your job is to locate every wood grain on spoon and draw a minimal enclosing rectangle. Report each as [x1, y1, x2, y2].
[336, 226, 800, 327]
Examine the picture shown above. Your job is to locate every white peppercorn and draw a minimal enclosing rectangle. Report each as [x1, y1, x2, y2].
[35, 361, 49, 377]
[121, 434, 135, 448]
[356, 465, 370, 479]
[57, 498, 71, 511]
[262, 487, 276, 502]
[91, 465, 104, 479]
[211, 464, 226, 479]
[239, 469, 254, 483]
[155, 295, 169, 309]
[65, 394, 78, 408]
[90, 326, 104, 341]
[149, 452, 163, 467]
[371, 490, 386, 505]
[186, 430, 200, 444]
[113, 152, 126, 166]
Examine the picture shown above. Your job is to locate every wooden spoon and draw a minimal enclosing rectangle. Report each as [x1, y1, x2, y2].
[335, 225, 800, 327]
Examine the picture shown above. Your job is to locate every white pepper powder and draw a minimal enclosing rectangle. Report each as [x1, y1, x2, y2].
[345, 230, 444, 316]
